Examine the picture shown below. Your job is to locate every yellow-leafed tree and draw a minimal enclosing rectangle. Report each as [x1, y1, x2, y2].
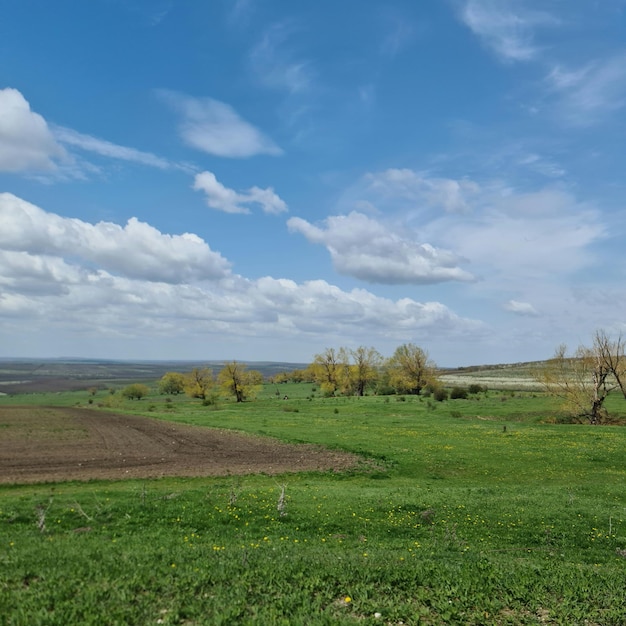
[217, 361, 263, 402]
[385, 343, 438, 395]
[184, 368, 214, 400]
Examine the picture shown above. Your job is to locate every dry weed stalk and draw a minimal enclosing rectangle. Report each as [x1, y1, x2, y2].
[35, 499, 53, 533]
[277, 484, 287, 517]
[73, 501, 93, 521]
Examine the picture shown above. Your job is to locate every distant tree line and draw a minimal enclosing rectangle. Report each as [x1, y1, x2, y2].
[154, 344, 446, 402]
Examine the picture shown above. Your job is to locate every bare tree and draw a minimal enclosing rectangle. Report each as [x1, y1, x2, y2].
[594, 330, 626, 399]
[536, 330, 626, 424]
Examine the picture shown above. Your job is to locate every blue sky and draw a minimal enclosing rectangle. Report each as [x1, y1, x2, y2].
[1, 0, 625, 366]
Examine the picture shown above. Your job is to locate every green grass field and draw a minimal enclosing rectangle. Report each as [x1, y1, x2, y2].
[2, 383, 626, 625]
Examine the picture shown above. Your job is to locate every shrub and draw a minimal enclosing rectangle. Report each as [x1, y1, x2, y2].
[202, 392, 220, 407]
[121, 383, 150, 400]
[450, 386, 468, 400]
[468, 383, 484, 394]
[433, 388, 448, 402]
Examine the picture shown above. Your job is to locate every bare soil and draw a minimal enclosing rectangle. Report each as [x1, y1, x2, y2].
[0, 406, 366, 484]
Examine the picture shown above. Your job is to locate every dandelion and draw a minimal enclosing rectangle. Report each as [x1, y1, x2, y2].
[344, 596, 351, 603]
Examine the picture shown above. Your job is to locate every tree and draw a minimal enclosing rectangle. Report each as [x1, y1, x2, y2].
[183, 368, 214, 400]
[158, 372, 185, 395]
[217, 361, 263, 402]
[385, 343, 438, 395]
[121, 383, 150, 400]
[594, 330, 626, 399]
[310, 348, 342, 396]
[536, 331, 626, 424]
[347, 346, 383, 396]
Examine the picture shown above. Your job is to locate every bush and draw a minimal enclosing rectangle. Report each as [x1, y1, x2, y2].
[433, 388, 448, 402]
[468, 383, 484, 394]
[121, 383, 150, 400]
[202, 392, 220, 407]
[450, 387, 468, 400]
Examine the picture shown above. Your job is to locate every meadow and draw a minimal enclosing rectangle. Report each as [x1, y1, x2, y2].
[1, 380, 626, 625]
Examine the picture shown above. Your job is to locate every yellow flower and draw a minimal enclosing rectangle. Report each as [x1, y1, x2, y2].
[344, 596, 351, 603]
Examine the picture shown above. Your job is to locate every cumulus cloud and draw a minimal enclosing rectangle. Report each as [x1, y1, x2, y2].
[503, 299, 539, 316]
[351, 169, 605, 283]
[193, 171, 288, 215]
[288, 211, 473, 284]
[0, 193, 231, 284]
[0, 194, 480, 352]
[460, 0, 557, 62]
[0, 87, 66, 172]
[158, 90, 282, 157]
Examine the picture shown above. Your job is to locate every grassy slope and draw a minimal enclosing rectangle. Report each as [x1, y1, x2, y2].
[1, 384, 626, 625]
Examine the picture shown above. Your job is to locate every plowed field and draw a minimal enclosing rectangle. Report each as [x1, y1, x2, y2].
[0, 406, 363, 484]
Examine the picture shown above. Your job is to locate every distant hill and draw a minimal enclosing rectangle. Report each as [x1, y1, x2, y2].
[0, 358, 308, 394]
[439, 360, 545, 391]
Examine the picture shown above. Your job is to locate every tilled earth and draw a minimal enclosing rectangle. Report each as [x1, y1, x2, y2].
[0, 406, 364, 484]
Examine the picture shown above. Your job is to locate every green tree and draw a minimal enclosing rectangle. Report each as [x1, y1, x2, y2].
[217, 361, 263, 402]
[158, 372, 185, 395]
[183, 368, 214, 400]
[121, 383, 150, 400]
[385, 343, 438, 395]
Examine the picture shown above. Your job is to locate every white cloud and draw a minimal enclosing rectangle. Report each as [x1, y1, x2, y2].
[546, 53, 626, 125]
[380, 13, 415, 57]
[158, 90, 282, 158]
[366, 168, 481, 214]
[288, 211, 474, 284]
[53, 126, 184, 170]
[193, 171, 288, 215]
[250, 22, 313, 94]
[352, 169, 605, 284]
[440, 187, 605, 279]
[460, 0, 557, 62]
[0, 87, 192, 178]
[516, 153, 566, 178]
[503, 299, 539, 316]
[0, 194, 480, 352]
[0, 193, 231, 284]
[0, 87, 66, 172]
